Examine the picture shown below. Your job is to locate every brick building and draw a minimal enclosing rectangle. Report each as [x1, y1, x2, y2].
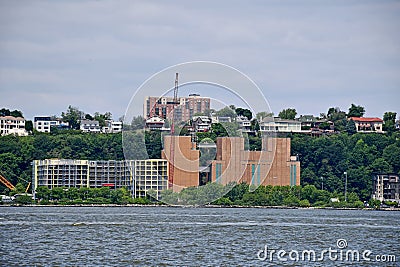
[162, 136, 199, 192]
[144, 94, 211, 122]
[161, 136, 300, 192]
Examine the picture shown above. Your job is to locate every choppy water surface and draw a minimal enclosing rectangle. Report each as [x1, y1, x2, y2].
[0, 206, 399, 266]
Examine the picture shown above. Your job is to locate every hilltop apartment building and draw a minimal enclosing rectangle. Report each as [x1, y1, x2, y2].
[349, 117, 384, 133]
[144, 94, 211, 122]
[0, 116, 28, 136]
[34, 116, 69, 133]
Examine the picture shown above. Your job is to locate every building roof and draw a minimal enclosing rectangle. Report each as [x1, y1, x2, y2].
[349, 117, 383, 122]
[146, 116, 164, 123]
[80, 119, 100, 125]
[261, 117, 301, 124]
[0, 116, 25, 121]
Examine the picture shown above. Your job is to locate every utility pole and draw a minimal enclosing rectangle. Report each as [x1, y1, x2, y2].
[320, 176, 324, 191]
[344, 171, 348, 202]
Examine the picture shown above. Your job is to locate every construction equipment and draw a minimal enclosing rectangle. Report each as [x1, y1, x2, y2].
[0, 173, 30, 192]
[25, 182, 31, 193]
[169, 73, 179, 188]
[0, 173, 15, 191]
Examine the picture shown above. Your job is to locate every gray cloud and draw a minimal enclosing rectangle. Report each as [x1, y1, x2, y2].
[0, 0, 399, 119]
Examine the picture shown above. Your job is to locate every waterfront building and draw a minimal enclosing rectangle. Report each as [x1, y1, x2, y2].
[134, 160, 168, 199]
[210, 137, 300, 187]
[162, 136, 200, 192]
[144, 94, 211, 122]
[372, 173, 400, 204]
[32, 159, 168, 199]
[34, 116, 69, 133]
[349, 117, 384, 133]
[161, 135, 300, 192]
[0, 116, 28, 136]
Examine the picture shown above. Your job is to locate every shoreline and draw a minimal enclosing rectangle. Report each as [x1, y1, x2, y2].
[1, 203, 399, 211]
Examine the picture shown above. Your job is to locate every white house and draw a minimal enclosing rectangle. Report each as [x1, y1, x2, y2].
[192, 116, 212, 132]
[0, 116, 28, 136]
[236, 115, 252, 132]
[259, 117, 302, 133]
[34, 116, 69, 133]
[103, 120, 123, 133]
[80, 120, 101, 133]
[349, 117, 384, 133]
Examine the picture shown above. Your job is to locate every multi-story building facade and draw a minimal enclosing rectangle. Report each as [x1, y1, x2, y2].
[144, 94, 211, 122]
[32, 159, 168, 199]
[259, 117, 302, 133]
[145, 116, 169, 131]
[34, 116, 69, 133]
[161, 136, 300, 192]
[372, 173, 400, 204]
[80, 120, 101, 133]
[349, 117, 384, 133]
[102, 120, 123, 133]
[236, 116, 252, 132]
[0, 116, 28, 136]
[134, 160, 168, 199]
[162, 136, 200, 192]
[192, 116, 212, 132]
[210, 137, 300, 187]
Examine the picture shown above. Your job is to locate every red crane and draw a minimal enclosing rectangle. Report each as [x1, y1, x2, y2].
[168, 73, 179, 188]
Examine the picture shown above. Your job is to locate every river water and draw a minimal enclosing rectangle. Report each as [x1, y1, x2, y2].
[0, 206, 399, 266]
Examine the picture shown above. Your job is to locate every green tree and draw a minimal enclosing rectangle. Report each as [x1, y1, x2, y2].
[10, 110, 24, 118]
[0, 108, 24, 118]
[235, 108, 252, 120]
[369, 158, 393, 173]
[347, 104, 365, 118]
[215, 106, 237, 118]
[0, 108, 11, 116]
[383, 144, 400, 174]
[278, 108, 297, 120]
[0, 153, 23, 187]
[345, 119, 357, 134]
[25, 120, 33, 133]
[35, 186, 51, 200]
[383, 112, 397, 134]
[250, 119, 260, 132]
[145, 130, 163, 159]
[84, 114, 94, 120]
[61, 106, 84, 130]
[94, 112, 112, 127]
[15, 194, 33, 204]
[327, 107, 347, 131]
[256, 111, 273, 120]
[130, 115, 145, 130]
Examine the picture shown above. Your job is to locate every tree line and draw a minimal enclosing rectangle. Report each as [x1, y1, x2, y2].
[7, 186, 150, 205]
[160, 182, 377, 208]
[1, 128, 400, 202]
[4, 182, 386, 208]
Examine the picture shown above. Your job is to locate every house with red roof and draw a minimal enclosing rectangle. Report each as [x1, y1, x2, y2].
[349, 117, 384, 133]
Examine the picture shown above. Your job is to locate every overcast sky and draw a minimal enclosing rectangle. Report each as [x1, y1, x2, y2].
[1, 0, 399, 120]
